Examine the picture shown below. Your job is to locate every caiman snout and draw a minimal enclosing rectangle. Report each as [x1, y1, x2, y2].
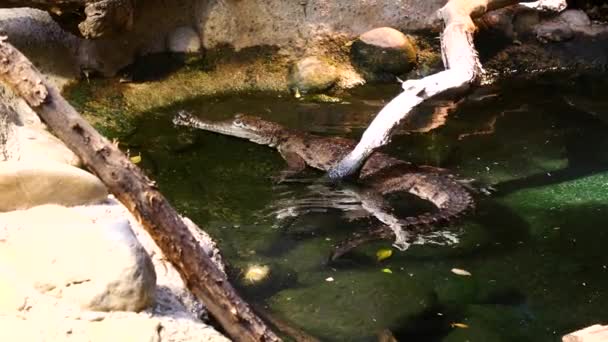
[173, 111, 283, 146]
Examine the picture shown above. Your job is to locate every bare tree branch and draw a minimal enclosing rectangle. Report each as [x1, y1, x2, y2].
[0, 39, 280, 342]
[327, 0, 566, 180]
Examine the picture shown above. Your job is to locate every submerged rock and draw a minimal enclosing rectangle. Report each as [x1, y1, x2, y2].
[0, 161, 107, 212]
[351, 27, 417, 77]
[534, 10, 594, 43]
[0, 205, 157, 312]
[269, 270, 434, 340]
[289, 56, 339, 94]
[560, 9, 591, 28]
[535, 21, 574, 43]
[513, 10, 541, 38]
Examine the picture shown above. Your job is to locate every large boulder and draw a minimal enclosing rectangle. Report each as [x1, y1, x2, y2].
[351, 27, 417, 77]
[288, 56, 339, 94]
[0, 205, 156, 312]
[73, 201, 226, 320]
[0, 201, 231, 341]
[0, 161, 107, 212]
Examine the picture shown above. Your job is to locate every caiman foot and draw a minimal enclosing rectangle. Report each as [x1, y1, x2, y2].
[270, 172, 290, 184]
[456, 178, 496, 196]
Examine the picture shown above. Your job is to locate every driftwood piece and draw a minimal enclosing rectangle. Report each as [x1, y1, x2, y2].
[0, 40, 280, 342]
[327, 0, 566, 180]
[0, 0, 134, 38]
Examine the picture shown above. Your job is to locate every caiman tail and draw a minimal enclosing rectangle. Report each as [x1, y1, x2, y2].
[330, 170, 473, 260]
[173, 111, 474, 259]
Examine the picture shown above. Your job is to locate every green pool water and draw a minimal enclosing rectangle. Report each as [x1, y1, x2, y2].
[67, 71, 608, 341]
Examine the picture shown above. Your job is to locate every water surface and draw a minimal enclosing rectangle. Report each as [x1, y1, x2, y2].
[71, 72, 608, 341]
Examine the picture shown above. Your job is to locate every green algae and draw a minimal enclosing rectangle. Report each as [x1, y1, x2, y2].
[269, 270, 435, 341]
[64, 78, 136, 139]
[63, 68, 608, 341]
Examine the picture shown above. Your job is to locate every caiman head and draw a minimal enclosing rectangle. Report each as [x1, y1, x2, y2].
[173, 111, 287, 147]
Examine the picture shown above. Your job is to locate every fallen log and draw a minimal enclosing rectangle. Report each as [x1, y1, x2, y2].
[327, 0, 566, 180]
[0, 0, 135, 38]
[0, 39, 280, 342]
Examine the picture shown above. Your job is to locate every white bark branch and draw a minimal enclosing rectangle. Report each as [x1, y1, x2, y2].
[328, 0, 566, 180]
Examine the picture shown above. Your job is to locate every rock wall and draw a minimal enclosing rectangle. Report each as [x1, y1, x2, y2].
[0, 1, 447, 79]
[199, 0, 446, 53]
[3, 0, 608, 88]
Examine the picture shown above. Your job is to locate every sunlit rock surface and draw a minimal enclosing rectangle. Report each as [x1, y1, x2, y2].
[0, 202, 229, 341]
[0, 264, 28, 313]
[351, 27, 418, 78]
[75, 200, 227, 319]
[0, 86, 81, 166]
[0, 8, 82, 87]
[0, 161, 107, 212]
[0, 205, 156, 312]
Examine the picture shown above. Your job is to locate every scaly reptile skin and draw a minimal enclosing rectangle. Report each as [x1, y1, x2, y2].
[173, 111, 474, 259]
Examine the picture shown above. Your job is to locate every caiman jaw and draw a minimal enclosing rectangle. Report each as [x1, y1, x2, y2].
[173, 111, 271, 145]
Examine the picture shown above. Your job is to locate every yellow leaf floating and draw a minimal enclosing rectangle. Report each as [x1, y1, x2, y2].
[381, 268, 392, 274]
[376, 248, 393, 262]
[450, 323, 469, 329]
[130, 154, 142, 164]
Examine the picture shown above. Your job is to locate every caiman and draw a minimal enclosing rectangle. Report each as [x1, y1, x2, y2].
[173, 111, 474, 260]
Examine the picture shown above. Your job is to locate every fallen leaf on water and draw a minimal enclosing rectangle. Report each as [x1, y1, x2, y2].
[381, 268, 392, 274]
[376, 248, 393, 262]
[451, 323, 469, 329]
[451, 268, 472, 276]
[243, 264, 270, 284]
[130, 154, 142, 164]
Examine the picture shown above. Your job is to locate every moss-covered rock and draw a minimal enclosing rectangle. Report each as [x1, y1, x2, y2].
[288, 56, 339, 94]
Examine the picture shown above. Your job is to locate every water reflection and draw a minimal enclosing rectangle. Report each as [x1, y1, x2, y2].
[103, 70, 608, 341]
[262, 178, 463, 260]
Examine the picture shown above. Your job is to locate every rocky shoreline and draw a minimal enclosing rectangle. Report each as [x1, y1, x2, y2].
[1, 2, 608, 341]
[0, 82, 228, 341]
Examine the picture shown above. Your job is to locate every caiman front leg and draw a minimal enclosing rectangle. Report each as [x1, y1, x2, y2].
[272, 147, 307, 183]
[328, 184, 413, 260]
